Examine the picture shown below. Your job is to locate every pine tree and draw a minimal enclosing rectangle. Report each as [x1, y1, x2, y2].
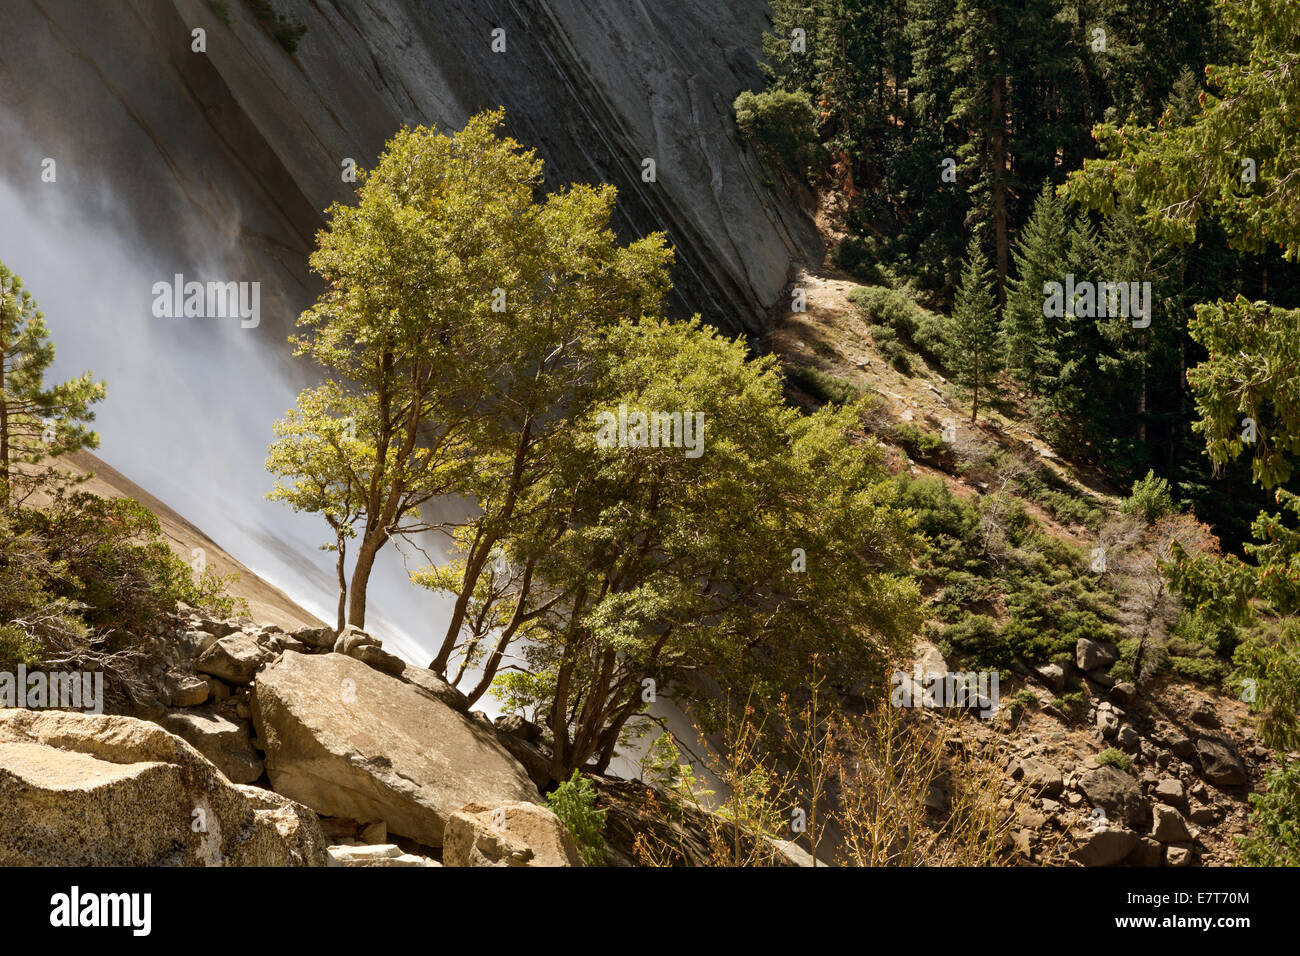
[0, 262, 104, 511]
[949, 235, 1001, 422]
[1003, 183, 1070, 395]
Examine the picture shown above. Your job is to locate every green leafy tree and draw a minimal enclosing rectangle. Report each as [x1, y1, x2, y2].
[492, 317, 922, 778]
[0, 262, 105, 510]
[276, 110, 670, 631]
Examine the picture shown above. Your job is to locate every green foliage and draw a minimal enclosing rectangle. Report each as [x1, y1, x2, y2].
[543, 771, 607, 866]
[1097, 747, 1132, 773]
[733, 89, 825, 181]
[16, 491, 237, 637]
[1065, 0, 1300, 260]
[849, 286, 949, 368]
[1238, 760, 1300, 866]
[889, 423, 949, 466]
[948, 235, 1002, 421]
[784, 366, 864, 406]
[0, 261, 105, 510]
[1121, 469, 1177, 523]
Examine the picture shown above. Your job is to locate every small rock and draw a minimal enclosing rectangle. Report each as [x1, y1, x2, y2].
[1076, 638, 1119, 672]
[1071, 828, 1138, 867]
[1165, 844, 1194, 867]
[1189, 700, 1220, 729]
[360, 820, 388, 845]
[327, 844, 437, 867]
[333, 625, 380, 655]
[1150, 805, 1192, 843]
[1117, 724, 1140, 752]
[1196, 739, 1247, 786]
[195, 633, 270, 686]
[168, 674, 210, 708]
[495, 714, 544, 743]
[1110, 682, 1137, 707]
[293, 626, 337, 650]
[1153, 778, 1186, 810]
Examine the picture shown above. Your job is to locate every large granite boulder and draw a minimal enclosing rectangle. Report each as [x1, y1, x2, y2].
[252, 653, 539, 847]
[0, 709, 328, 865]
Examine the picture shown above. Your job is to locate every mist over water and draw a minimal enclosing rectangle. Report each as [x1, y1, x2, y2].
[0, 146, 456, 671]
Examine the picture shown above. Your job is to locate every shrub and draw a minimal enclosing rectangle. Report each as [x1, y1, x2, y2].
[1238, 760, 1300, 866]
[891, 422, 948, 465]
[785, 366, 863, 406]
[1121, 469, 1177, 523]
[849, 286, 950, 369]
[543, 770, 608, 866]
[733, 90, 824, 181]
[1097, 747, 1132, 773]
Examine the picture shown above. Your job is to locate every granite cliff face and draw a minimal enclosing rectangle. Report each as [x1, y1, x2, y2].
[0, 0, 819, 340]
[0, 1, 819, 654]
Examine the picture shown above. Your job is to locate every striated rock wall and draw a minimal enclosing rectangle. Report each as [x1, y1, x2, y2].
[0, 0, 820, 338]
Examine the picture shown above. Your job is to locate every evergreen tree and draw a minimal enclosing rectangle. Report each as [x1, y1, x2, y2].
[949, 235, 1001, 422]
[0, 262, 104, 511]
[1003, 183, 1070, 395]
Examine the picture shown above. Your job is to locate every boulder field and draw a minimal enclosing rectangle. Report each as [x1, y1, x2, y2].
[0, 609, 577, 867]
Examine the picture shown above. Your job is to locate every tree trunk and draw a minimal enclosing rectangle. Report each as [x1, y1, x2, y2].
[347, 532, 386, 630]
[334, 533, 348, 635]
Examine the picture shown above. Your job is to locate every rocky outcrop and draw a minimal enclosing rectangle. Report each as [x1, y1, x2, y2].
[0, 710, 328, 865]
[443, 802, 584, 867]
[252, 652, 539, 846]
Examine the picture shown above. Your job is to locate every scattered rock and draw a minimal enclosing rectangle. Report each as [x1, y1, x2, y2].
[332, 625, 380, 655]
[1078, 766, 1150, 829]
[1117, 724, 1140, 752]
[496, 714, 544, 743]
[1076, 638, 1119, 672]
[1153, 778, 1186, 811]
[1012, 756, 1063, 798]
[1189, 700, 1221, 729]
[327, 843, 437, 867]
[168, 674, 210, 708]
[1036, 663, 1066, 693]
[1196, 738, 1247, 786]
[293, 626, 337, 650]
[1071, 828, 1138, 867]
[360, 820, 388, 844]
[1109, 682, 1137, 707]
[1165, 844, 1194, 867]
[1163, 728, 1197, 760]
[1150, 804, 1192, 843]
[350, 644, 406, 677]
